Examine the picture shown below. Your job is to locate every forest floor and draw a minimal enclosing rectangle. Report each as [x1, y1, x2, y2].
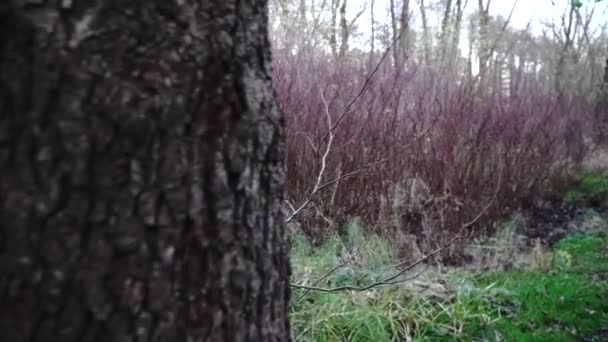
[289, 168, 608, 341]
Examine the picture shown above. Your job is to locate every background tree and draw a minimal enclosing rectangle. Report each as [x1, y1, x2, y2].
[0, 1, 290, 341]
[477, 0, 492, 82]
[418, 0, 432, 66]
[595, 55, 608, 144]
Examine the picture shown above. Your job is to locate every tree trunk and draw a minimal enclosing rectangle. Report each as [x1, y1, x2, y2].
[369, 0, 376, 67]
[449, 0, 464, 72]
[330, 0, 340, 56]
[555, 5, 576, 99]
[389, 0, 398, 64]
[339, 0, 349, 57]
[595, 57, 608, 144]
[439, 0, 453, 64]
[419, 0, 431, 66]
[478, 0, 491, 82]
[398, 0, 411, 63]
[297, 0, 308, 53]
[604, 57, 608, 86]
[0, 1, 290, 342]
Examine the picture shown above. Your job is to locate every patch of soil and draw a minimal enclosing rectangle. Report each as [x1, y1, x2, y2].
[520, 199, 585, 247]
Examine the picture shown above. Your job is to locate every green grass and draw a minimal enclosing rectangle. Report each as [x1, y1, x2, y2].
[564, 171, 608, 206]
[474, 271, 608, 341]
[290, 221, 608, 341]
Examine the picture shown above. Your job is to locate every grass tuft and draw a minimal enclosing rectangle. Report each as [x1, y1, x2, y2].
[290, 217, 608, 341]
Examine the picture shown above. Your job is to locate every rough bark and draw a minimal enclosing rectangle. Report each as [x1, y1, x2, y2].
[0, 1, 290, 341]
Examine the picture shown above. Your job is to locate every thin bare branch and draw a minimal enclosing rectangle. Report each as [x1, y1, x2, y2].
[290, 165, 503, 293]
[286, 124, 434, 223]
[286, 88, 334, 223]
[322, 33, 404, 140]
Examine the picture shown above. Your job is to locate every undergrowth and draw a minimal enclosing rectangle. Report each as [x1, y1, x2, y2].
[564, 171, 608, 207]
[290, 218, 608, 341]
[278, 56, 591, 242]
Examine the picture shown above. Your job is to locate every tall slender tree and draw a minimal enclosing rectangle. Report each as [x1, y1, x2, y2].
[439, 0, 453, 63]
[595, 56, 608, 144]
[419, 0, 432, 66]
[0, 1, 290, 341]
[478, 0, 492, 81]
[398, 0, 411, 63]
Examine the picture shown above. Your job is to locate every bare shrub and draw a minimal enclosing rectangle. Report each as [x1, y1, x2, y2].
[276, 55, 594, 255]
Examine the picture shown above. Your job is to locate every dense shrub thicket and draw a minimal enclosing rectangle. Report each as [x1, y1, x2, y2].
[275, 55, 594, 250]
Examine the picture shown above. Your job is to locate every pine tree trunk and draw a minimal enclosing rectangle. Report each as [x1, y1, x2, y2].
[0, 1, 290, 341]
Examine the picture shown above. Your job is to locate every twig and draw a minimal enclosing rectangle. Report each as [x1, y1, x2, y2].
[294, 260, 350, 300]
[286, 125, 433, 223]
[285, 32, 410, 224]
[294, 240, 370, 302]
[289, 165, 504, 293]
[315, 126, 434, 193]
[291, 263, 431, 293]
[322, 32, 403, 140]
[285, 89, 334, 223]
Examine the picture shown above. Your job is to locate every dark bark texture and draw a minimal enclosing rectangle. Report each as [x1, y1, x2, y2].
[0, 1, 290, 341]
